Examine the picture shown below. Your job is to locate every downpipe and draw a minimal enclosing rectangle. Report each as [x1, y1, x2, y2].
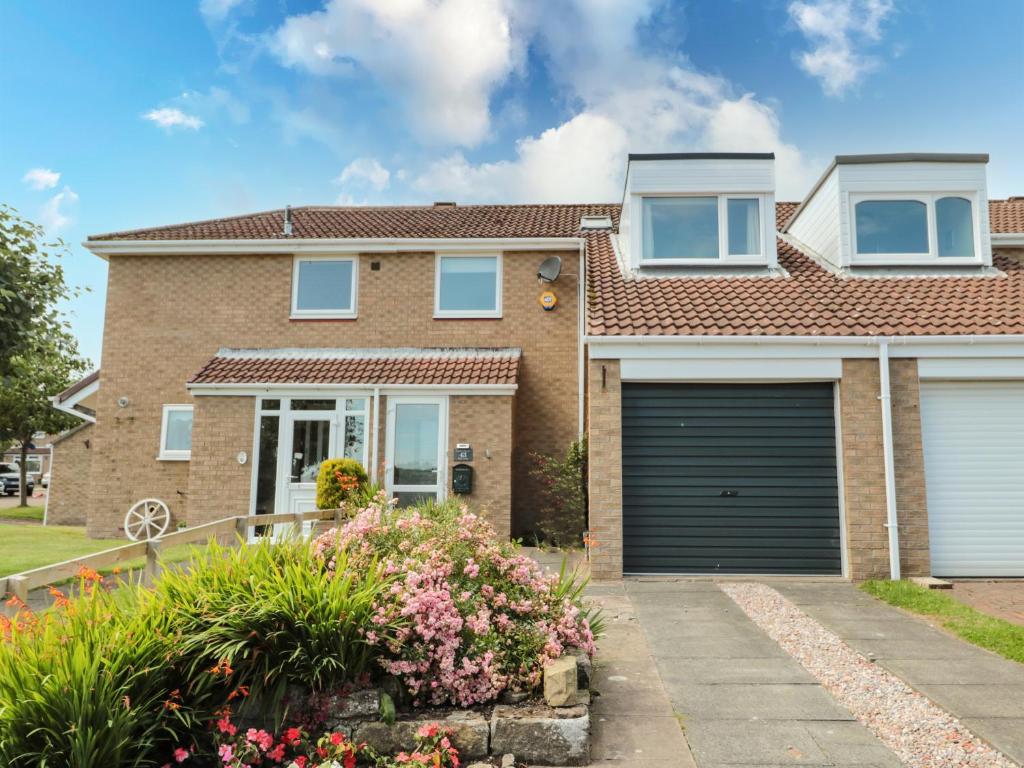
[878, 341, 901, 580]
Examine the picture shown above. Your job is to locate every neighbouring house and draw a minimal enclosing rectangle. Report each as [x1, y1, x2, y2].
[2, 433, 52, 487]
[54, 152, 1024, 580]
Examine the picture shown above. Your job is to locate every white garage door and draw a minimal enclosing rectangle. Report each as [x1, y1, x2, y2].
[920, 381, 1024, 577]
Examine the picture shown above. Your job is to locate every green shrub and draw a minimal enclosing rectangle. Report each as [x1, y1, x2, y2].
[150, 536, 395, 715]
[315, 457, 369, 510]
[0, 580, 210, 767]
[528, 437, 587, 546]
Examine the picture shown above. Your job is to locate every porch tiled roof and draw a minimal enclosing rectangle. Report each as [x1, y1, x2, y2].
[188, 348, 521, 387]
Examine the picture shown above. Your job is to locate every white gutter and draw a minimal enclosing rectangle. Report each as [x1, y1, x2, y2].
[577, 240, 586, 436]
[991, 233, 1024, 246]
[877, 342, 901, 580]
[371, 387, 381, 485]
[85, 237, 586, 258]
[586, 334, 1024, 346]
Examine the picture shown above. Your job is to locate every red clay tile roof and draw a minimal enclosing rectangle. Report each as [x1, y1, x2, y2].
[587, 203, 1024, 337]
[188, 348, 520, 387]
[990, 199, 1024, 234]
[88, 205, 621, 241]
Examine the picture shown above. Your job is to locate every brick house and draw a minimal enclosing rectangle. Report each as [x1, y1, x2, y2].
[56, 152, 1024, 581]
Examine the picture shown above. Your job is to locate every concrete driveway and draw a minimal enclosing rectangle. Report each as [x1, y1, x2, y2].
[588, 578, 1024, 767]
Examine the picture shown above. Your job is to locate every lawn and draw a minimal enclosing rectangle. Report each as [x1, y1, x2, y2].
[0, 524, 119, 577]
[0, 524, 202, 580]
[0, 505, 45, 521]
[861, 580, 1024, 664]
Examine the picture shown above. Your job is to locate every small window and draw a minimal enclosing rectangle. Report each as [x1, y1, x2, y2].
[727, 198, 761, 256]
[435, 254, 501, 317]
[291, 257, 357, 318]
[936, 196, 975, 258]
[159, 405, 193, 460]
[643, 197, 719, 260]
[854, 200, 929, 255]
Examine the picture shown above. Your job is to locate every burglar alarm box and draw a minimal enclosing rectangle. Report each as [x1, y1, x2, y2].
[452, 463, 473, 494]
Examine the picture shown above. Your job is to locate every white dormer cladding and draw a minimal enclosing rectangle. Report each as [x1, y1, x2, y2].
[619, 153, 779, 270]
[786, 154, 992, 270]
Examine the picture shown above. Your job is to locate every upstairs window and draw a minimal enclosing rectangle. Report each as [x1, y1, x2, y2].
[641, 195, 763, 264]
[159, 405, 193, 460]
[852, 194, 978, 263]
[435, 254, 502, 318]
[291, 256, 357, 318]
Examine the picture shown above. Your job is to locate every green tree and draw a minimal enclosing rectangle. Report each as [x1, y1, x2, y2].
[0, 338, 87, 506]
[0, 205, 78, 379]
[0, 206, 88, 506]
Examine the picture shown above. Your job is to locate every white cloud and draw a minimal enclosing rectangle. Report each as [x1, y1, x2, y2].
[412, 0, 816, 202]
[789, 0, 895, 97]
[337, 157, 391, 192]
[39, 186, 79, 233]
[143, 107, 204, 130]
[199, 0, 245, 22]
[22, 168, 60, 190]
[271, 0, 518, 146]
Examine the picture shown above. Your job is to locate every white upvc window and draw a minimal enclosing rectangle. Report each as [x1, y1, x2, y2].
[291, 256, 358, 319]
[434, 253, 502, 318]
[159, 405, 193, 461]
[850, 192, 981, 265]
[640, 194, 766, 265]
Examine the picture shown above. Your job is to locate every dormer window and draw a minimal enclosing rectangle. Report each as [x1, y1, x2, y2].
[851, 193, 979, 264]
[641, 194, 765, 264]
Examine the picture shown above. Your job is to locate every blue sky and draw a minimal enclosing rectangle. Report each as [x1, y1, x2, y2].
[3, 0, 1023, 365]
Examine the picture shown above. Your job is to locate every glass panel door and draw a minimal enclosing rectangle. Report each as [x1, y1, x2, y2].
[290, 418, 332, 483]
[386, 397, 447, 507]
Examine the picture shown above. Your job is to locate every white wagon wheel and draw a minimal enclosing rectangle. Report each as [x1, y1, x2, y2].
[124, 498, 171, 541]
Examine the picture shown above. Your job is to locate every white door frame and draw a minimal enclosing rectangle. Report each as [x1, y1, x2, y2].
[385, 396, 449, 503]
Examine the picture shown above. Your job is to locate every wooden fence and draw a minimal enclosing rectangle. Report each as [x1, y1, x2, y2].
[1, 509, 344, 616]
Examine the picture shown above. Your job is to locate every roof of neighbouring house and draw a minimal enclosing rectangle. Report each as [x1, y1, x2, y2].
[85, 198, 1024, 340]
[87, 204, 621, 241]
[188, 348, 521, 387]
[53, 370, 99, 403]
[585, 201, 1024, 337]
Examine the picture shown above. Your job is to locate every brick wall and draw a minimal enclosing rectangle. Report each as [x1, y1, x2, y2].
[88, 250, 579, 537]
[890, 359, 930, 576]
[187, 396, 255, 525]
[839, 358, 930, 580]
[586, 359, 622, 579]
[46, 423, 94, 526]
[448, 395, 514, 538]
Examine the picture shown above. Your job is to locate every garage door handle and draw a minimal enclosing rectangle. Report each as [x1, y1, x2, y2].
[720, 490, 739, 497]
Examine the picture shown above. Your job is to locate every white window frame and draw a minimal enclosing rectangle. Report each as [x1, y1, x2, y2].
[290, 255, 359, 319]
[385, 396, 449, 503]
[434, 253, 503, 319]
[850, 192, 982, 266]
[159, 404, 194, 461]
[639, 193, 768, 267]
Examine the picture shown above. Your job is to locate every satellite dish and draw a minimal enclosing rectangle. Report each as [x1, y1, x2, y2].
[537, 256, 562, 283]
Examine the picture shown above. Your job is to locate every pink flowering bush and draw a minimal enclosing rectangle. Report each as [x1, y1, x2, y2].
[312, 494, 598, 707]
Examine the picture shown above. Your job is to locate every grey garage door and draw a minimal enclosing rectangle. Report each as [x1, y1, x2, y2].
[622, 382, 842, 575]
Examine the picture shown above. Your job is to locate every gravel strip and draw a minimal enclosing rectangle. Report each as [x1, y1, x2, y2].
[721, 582, 1018, 768]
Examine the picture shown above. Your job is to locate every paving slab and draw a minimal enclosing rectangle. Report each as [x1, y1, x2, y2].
[624, 579, 897, 768]
[585, 584, 696, 767]
[658, 657, 816, 686]
[772, 581, 1024, 763]
[879, 656, 1024, 685]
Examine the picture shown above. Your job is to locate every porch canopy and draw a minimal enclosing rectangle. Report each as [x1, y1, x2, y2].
[186, 347, 521, 392]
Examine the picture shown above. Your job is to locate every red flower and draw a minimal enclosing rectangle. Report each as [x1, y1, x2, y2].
[329, 732, 344, 746]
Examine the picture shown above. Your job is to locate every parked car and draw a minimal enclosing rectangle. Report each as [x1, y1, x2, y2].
[0, 463, 34, 496]
[41, 471, 50, 488]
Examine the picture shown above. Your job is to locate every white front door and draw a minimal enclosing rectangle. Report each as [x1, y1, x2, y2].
[249, 396, 371, 542]
[280, 409, 336, 538]
[385, 397, 448, 507]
